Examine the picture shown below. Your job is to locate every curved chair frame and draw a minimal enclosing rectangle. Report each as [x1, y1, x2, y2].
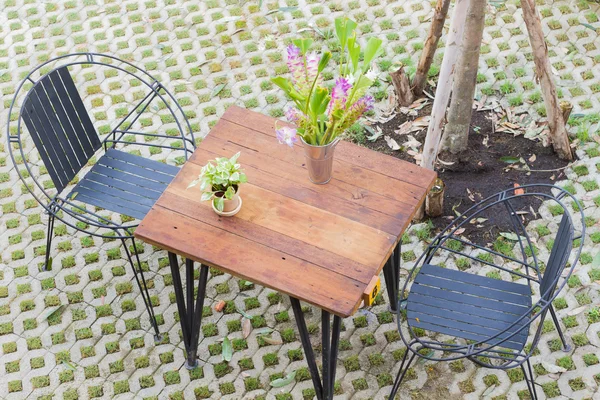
[390, 184, 584, 399]
[7, 52, 195, 239]
[6, 53, 196, 340]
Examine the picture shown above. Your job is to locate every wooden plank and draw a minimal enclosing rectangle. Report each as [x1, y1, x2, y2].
[165, 162, 395, 267]
[197, 133, 413, 221]
[134, 206, 364, 317]
[157, 191, 374, 284]
[221, 105, 437, 189]
[190, 145, 408, 236]
[206, 119, 427, 207]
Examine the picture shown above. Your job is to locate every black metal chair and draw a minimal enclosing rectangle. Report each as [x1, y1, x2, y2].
[389, 184, 584, 400]
[7, 53, 196, 341]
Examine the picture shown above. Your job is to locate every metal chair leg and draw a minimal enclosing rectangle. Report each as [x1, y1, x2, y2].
[121, 237, 161, 341]
[388, 349, 416, 400]
[42, 213, 56, 271]
[549, 305, 571, 352]
[383, 242, 401, 312]
[520, 359, 538, 400]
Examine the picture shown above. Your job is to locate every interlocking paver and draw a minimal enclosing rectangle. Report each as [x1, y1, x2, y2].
[2, 0, 600, 399]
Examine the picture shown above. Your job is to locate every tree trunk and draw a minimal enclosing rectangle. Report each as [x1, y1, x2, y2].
[412, 0, 452, 97]
[415, 0, 470, 221]
[521, 0, 573, 160]
[440, 0, 486, 154]
[390, 67, 414, 107]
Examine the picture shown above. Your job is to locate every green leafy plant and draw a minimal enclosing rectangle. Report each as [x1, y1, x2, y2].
[188, 152, 247, 212]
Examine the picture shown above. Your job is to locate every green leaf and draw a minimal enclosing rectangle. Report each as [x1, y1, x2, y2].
[229, 172, 240, 182]
[213, 196, 225, 212]
[362, 37, 383, 73]
[62, 360, 77, 370]
[309, 86, 330, 117]
[70, 191, 78, 200]
[224, 186, 235, 200]
[292, 38, 313, 54]
[222, 336, 233, 362]
[592, 252, 600, 267]
[270, 370, 296, 388]
[254, 327, 274, 336]
[499, 156, 521, 164]
[318, 52, 331, 72]
[236, 307, 254, 320]
[43, 304, 65, 322]
[211, 83, 226, 98]
[229, 151, 240, 165]
[499, 232, 526, 241]
[238, 173, 248, 183]
[347, 37, 360, 74]
[201, 192, 213, 201]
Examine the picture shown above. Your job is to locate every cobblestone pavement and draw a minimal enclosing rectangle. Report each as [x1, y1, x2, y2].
[1, 0, 600, 399]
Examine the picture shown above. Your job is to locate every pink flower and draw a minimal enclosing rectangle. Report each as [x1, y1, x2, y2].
[286, 45, 307, 90]
[276, 126, 298, 148]
[327, 77, 352, 116]
[285, 107, 300, 124]
[305, 51, 322, 87]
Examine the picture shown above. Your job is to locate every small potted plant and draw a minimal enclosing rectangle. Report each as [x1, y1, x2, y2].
[272, 17, 382, 184]
[188, 152, 247, 217]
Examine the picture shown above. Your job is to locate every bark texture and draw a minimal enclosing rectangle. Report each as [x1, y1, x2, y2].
[412, 0, 452, 97]
[390, 67, 414, 107]
[521, 0, 573, 160]
[440, 0, 486, 154]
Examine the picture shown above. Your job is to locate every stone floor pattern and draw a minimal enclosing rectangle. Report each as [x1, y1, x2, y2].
[1, 0, 600, 399]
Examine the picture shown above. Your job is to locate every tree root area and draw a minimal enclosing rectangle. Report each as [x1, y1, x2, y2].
[365, 109, 570, 245]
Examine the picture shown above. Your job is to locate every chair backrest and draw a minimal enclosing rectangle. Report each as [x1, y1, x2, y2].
[21, 66, 101, 193]
[540, 213, 574, 302]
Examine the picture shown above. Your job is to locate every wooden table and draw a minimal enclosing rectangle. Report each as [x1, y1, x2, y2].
[135, 106, 436, 400]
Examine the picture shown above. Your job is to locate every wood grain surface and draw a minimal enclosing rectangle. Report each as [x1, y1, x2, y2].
[135, 106, 437, 317]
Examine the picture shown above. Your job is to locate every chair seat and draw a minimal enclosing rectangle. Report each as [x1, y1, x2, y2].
[407, 264, 532, 351]
[71, 148, 179, 220]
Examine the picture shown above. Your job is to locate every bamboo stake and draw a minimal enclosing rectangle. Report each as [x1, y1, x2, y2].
[440, 0, 486, 154]
[521, 0, 573, 160]
[419, 0, 470, 172]
[415, 0, 470, 220]
[412, 0, 452, 97]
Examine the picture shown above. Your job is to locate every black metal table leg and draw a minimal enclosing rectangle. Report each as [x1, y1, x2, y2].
[167, 252, 209, 369]
[290, 297, 342, 400]
[383, 241, 401, 311]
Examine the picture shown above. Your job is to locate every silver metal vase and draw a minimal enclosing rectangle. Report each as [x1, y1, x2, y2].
[301, 137, 340, 184]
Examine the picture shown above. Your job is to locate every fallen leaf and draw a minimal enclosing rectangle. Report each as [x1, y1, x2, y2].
[262, 336, 283, 346]
[242, 317, 252, 339]
[254, 327, 274, 336]
[541, 362, 567, 374]
[236, 307, 254, 320]
[365, 125, 383, 142]
[222, 336, 233, 362]
[270, 370, 296, 387]
[567, 305, 588, 316]
[500, 156, 521, 164]
[214, 300, 226, 312]
[528, 154, 536, 163]
[395, 121, 413, 135]
[454, 228, 465, 235]
[404, 135, 422, 149]
[514, 184, 525, 195]
[384, 135, 401, 151]
[499, 232, 526, 241]
[211, 83, 226, 98]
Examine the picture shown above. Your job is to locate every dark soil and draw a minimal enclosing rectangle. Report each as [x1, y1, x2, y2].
[364, 107, 570, 245]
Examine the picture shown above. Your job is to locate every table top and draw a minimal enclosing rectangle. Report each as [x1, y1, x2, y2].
[135, 106, 437, 317]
